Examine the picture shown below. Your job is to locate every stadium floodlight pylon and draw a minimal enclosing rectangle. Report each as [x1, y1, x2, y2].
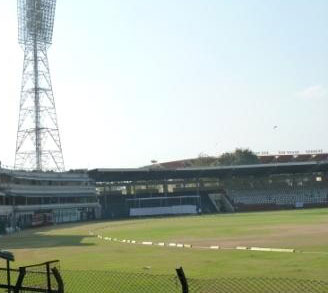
[15, 0, 65, 171]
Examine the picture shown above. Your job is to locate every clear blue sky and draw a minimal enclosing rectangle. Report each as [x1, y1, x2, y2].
[0, 0, 327, 169]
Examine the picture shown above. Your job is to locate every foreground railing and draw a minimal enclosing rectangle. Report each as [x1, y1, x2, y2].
[0, 260, 63, 293]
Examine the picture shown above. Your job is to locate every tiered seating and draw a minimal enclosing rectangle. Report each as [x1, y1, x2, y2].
[227, 186, 328, 208]
[130, 205, 197, 216]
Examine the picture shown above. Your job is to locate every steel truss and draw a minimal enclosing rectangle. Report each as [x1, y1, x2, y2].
[15, 0, 64, 171]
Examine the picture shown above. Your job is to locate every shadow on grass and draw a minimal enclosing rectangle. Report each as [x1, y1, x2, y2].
[0, 232, 95, 249]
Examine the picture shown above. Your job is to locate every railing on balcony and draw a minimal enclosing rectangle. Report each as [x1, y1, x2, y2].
[6, 184, 96, 195]
[15, 202, 101, 211]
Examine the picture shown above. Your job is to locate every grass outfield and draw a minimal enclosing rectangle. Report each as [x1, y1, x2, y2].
[2, 208, 328, 280]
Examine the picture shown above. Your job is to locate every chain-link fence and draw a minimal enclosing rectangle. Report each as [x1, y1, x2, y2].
[1, 265, 328, 292]
[0, 260, 63, 292]
[0, 267, 18, 292]
[62, 270, 181, 293]
[17, 260, 62, 292]
[60, 269, 328, 293]
[187, 277, 328, 293]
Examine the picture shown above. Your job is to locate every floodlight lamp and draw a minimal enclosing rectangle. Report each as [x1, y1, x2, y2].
[18, 0, 56, 46]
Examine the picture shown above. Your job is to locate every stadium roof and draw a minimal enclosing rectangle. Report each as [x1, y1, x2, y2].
[89, 161, 328, 182]
[142, 153, 328, 169]
[0, 168, 90, 182]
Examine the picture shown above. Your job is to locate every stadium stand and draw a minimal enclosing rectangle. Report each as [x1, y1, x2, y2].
[227, 186, 328, 211]
[90, 160, 328, 219]
[129, 205, 198, 216]
[0, 168, 101, 231]
[3, 156, 328, 230]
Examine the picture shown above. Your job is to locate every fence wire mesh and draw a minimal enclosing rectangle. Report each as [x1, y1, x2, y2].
[2, 267, 328, 292]
[61, 270, 180, 293]
[61, 270, 328, 293]
[187, 277, 328, 293]
[0, 268, 18, 292]
[0, 261, 61, 293]
[20, 261, 60, 292]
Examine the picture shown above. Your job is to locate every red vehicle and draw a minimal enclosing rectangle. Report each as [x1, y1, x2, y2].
[31, 213, 53, 227]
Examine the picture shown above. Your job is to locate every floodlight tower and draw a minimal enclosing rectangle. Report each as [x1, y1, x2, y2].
[15, 0, 64, 171]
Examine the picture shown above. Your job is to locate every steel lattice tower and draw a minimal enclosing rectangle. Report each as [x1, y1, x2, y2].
[15, 0, 64, 171]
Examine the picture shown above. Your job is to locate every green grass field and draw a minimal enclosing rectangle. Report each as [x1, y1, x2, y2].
[2, 208, 328, 280]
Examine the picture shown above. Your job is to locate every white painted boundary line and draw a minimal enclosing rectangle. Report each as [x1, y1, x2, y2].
[93, 232, 296, 253]
[269, 248, 295, 253]
[250, 247, 295, 253]
[236, 246, 249, 250]
[250, 247, 272, 252]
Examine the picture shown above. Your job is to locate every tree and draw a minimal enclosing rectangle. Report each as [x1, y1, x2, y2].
[187, 149, 259, 167]
[215, 148, 259, 166]
[189, 153, 216, 167]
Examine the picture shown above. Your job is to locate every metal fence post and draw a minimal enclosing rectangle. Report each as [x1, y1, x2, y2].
[52, 267, 64, 293]
[46, 262, 52, 292]
[14, 267, 26, 293]
[176, 267, 189, 293]
[6, 259, 11, 293]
